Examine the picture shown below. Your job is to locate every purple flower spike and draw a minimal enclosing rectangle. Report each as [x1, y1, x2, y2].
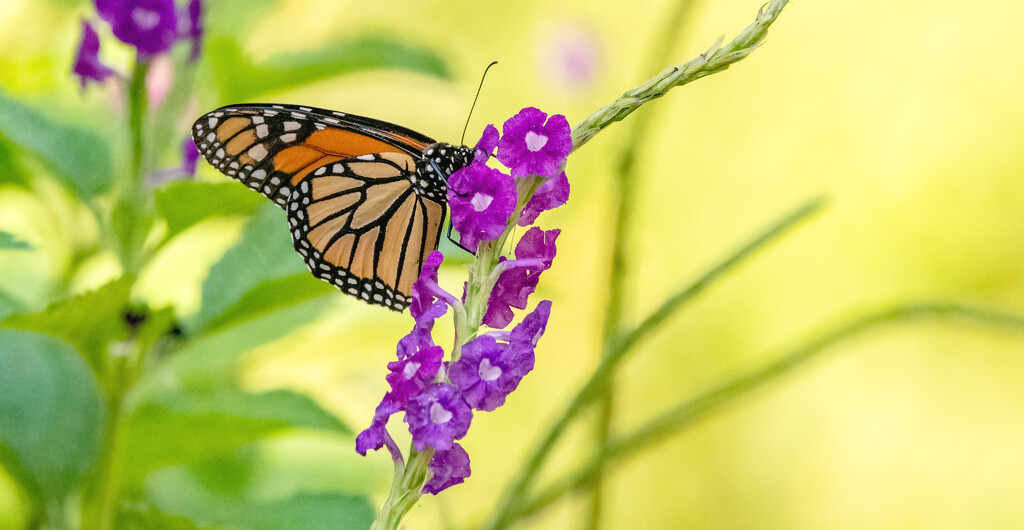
[405, 383, 472, 451]
[448, 162, 517, 253]
[475, 124, 499, 160]
[450, 335, 528, 411]
[73, 20, 116, 88]
[423, 443, 471, 495]
[356, 395, 401, 456]
[483, 228, 560, 328]
[386, 343, 443, 404]
[496, 107, 572, 178]
[519, 171, 569, 227]
[106, 0, 180, 56]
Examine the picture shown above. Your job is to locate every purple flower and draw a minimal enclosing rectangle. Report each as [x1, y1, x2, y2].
[410, 251, 453, 324]
[447, 162, 517, 253]
[451, 334, 530, 411]
[496, 107, 572, 178]
[423, 443, 471, 495]
[102, 0, 180, 56]
[73, 20, 116, 88]
[509, 300, 552, 353]
[475, 124, 499, 160]
[504, 300, 552, 376]
[483, 228, 560, 328]
[386, 341, 443, 404]
[183, 0, 202, 61]
[405, 383, 472, 451]
[519, 171, 569, 227]
[181, 136, 199, 175]
[356, 395, 401, 456]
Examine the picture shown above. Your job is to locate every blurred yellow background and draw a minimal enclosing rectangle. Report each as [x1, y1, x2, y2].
[2, 0, 1024, 528]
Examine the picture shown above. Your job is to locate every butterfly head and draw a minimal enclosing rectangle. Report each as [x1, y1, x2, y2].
[423, 142, 476, 180]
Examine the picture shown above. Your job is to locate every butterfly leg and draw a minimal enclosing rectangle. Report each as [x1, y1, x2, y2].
[446, 220, 476, 255]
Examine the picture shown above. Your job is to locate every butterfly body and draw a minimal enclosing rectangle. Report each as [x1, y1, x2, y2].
[191, 103, 475, 311]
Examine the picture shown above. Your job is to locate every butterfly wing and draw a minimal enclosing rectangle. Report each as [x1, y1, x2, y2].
[191, 103, 435, 207]
[288, 153, 446, 311]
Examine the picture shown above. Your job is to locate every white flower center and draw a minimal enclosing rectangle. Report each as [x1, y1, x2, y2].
[132, 8, 161, 30]
[471, 192, 494, 212]
[478, 358, 502, 381]
[402, 361, 420, 379]
[430, 402, 452, 424]
[525, 131, 548, 152]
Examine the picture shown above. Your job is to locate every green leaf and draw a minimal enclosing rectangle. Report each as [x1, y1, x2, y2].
[123, 385, 349, 488]
[0, 231, 31, 251]
[2, 277, 132, 380]
[202, 273, 334, 334]
[0, 139, 32, 188]
[154, 181, 265, 242]
[187, 203, 307, 333]
[147, 462, 374, 530]
[207, 35, 451, 102]
[0, 330, 104, 504]
[139, 296, 330, 394]
[0, 290, 24, 321]
[0, 92, 113, 199]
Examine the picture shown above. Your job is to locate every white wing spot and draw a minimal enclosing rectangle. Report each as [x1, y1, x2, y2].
[283, 121, 301, 132]
[251, 169, 267, 180]
[356, 154, 374, 161]
[251, 116, 264, 124]
[248, 145, 268, 161]
[208, 117, 219, 128]
[280, 133, 297, 143]
[255, 124, 269, 138]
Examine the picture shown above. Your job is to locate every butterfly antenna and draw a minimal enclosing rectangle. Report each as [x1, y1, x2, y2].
[461, 61, 498, 145]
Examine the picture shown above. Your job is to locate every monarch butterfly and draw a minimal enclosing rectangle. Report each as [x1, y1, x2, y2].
[191, 103, 476, 311]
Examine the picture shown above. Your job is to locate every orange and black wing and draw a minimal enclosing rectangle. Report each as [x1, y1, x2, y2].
[287, 153, 447, 311]
[191, 103, 435, 207]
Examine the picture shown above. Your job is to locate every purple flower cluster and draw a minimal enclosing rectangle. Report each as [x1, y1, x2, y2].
[449, 107, 571, 252]
[357, 107, 571, 496]
[73, 0, 204, 87]
[357, 253, 553, 492]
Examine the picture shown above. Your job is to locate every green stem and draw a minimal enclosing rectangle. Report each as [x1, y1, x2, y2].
[588, 1, 702, 526]
[483, 197, 822, 529]
[372, 446, 434, 530]
[510, 303, 1024, 521]
[79, 345, 133, 530]
[570, 0, 790, 153]
[116, 56, 151, 276]
[127, 58, 149, 183]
